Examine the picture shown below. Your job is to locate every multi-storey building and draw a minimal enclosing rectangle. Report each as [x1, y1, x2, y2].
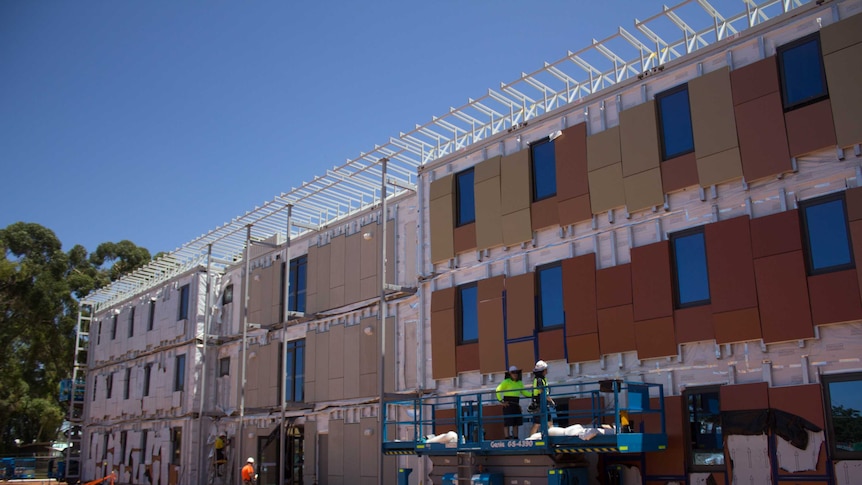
[72, 0, 862, 484]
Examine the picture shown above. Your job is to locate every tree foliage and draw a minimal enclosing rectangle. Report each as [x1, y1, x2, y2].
[0, 222, 151, 453]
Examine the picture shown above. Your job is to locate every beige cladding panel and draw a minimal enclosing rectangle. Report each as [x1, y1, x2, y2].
[329, 324, 344, 379]
[343, 423, 361, 480]
[624, 168, 665, 212]
[317, 243, 331, 312]
[430, 194, 455, 263]
[360, 417, 379, 478]
[501, 208, 533, 247]
[329, 286, 345, 309]
[620, 100, 661, 177]
[329, 234, 346, 288]
[304, 425, 317, 482]
[305, 331, 316, 401]
[344, 233, 361, 304]
[820, 12, 862, 56]
[474, 155, 501, 182]
[360, 223, 378, 280]
[359, 316, 378, 376]
[306, 244, 319, 315]
[690, 67, 740, 159]
[824, 44, 862, 148]
[343, 324, 361, 398]
[270, 263, 283, 324]
[261, 264, 275, 325]
[500, 149, 531, 215]
[697, 146, 743, 187]
[429, 174, 453, 201]
[586, 126, 622, 171]
[588, 162, 626, 213]
[385, 316, 395, 394]
[360, 275, 378, 301]
[385, 220, 395, 287]
[315, 330, 330, 401]
[329, 419, 344, 477]
[475, 177, 503, 250]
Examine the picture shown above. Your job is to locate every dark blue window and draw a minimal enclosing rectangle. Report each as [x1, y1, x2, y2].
[656, 85, 695, 160]
[178, 284, 189, 320]
[458, 283, 479, 344]
[537, 263, 564, 329]
[823, 373, 862, 460]
[288, 255, 307, 315]
[685, 388, 723, 470]
[777, 33, 828, 110]
[800, 193, 853, 274]
[531, 138, 557, 202]
[671, 227, 710, 308]
[282, 339, 305, 403]
[456, 169, 475, 227]
[174, 354, 186, 392]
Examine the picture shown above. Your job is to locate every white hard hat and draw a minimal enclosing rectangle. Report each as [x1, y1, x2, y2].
[247, 457, 254, 464]
[508, 365, 520, 373]
[533, 360, 548, 372]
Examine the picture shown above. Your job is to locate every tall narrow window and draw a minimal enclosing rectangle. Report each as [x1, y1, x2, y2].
[147, 299, 156, 331]
[119, 430, 127, 465]
[685, 387, 723, 470]
[97, 321, 102, 345]
[123, 368, 131, 400]
[531, 137, 557, 202]
[140, 431, 148, 464]
[777, 33, 828, 110]
[111, 314, 118, 340]
[178, 284, 190, 320]
[823, 373, 862, 460]
[93, 379, 98, 401]
[656, 84, 695, 160]
[671, 227, 710, 308]
[281, 339, 305, 403]
[143, 364, 152, 397]
[170, 427, 182, 466]
[222, 284, 234, 305]
[102, 433, 109, 460]
[128, 307, 135, 338]
[288, 256, 307, 316]
[106, 373, 113, 399]
[536, 263, 564, 329]
[174, 355, 186, 392]
[799, 192, 854, 275]
[457, 283, 479, 344]
[219, 357, 230, 377]
[455, 168, 475, 227]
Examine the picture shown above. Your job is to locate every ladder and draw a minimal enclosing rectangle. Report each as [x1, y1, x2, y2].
[65, 302, 93, 483]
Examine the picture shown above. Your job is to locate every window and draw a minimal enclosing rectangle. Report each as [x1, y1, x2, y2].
[457, 283, 479, 344]
[97, 321, 102, 345]
[799, 192, 854, 275]
[671, 227, 710, 308]
[656, 84, 695, 160]
[140, 431, 148, 463]
[280, 339, 305, 402]
[288, 256, 307, 316]
[455, 168, 475, 227]
[823, 373, 862, 460]
[119, 430, 127, 465]
[143, 364, 152, 397]
[128, 307, 135, 338]
[124, 368, 131, 400]
[178, 284, 190, 320]
[170, 427, 182, 466]
[219, 357, 230, 377]
[147, 299, 156, 331]
[531, 137, 557, 202]
[174, 354, 186, 392]
[93, 379, 97, 402]
[111, 314, 118, 340]
[102, 433, 109, 460]
[685, 387, 723, 470]
[222, 284, 234, 305]
[536, 263, 564, 329]
[777, 33, 828, 110]
[106, 373, 113, 399]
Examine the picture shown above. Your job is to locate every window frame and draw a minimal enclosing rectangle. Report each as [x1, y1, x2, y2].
[656, 83, 695, 161]
[111, 314, 117, 340]
[288, 255, 307, 316]
[670, 226, 711, 309]
[178, 284, 190, 321]
[128, 306, 135, 338]
[219, 357, 230, 377]
[279, 339, 305, 403]
[119, 430, 127, 465]
[222, 284, 234, 305]
[683, 386, 724, 472]
[776, 32, 829, 111]
[143, 364, 152, 397]
[799, 192, 855, 276]
[170, 427, 182, 466]
[106, 373, 113, 399]
[456, 282, 479, 345]
[455, 168, 476, 227]
[536, 262, 565, 330]
[147, 299, 156, 331]
[123, 367, 131, 400]
[140, 431, 148, 464]
[174, 354, 186, 392]
[530, 136, 557, 202]
[823, 372, 862, 460]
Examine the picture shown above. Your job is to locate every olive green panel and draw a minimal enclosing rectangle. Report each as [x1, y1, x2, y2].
[306, 244, 319, 315]
[329, 419, 344, 477]
[429, 174, 454, 201]
[620, 101, 661, 177]
[475, 155, 501, 182]
[690, 67, 740, 159]
[316, 243, 331, 312]
[824, 44, 862, 148]
[315, 330, 330, 402]
[344, 233, 361, 305]
[696, 146, 743, 187]
[430, 194, 455, 263]
[501, 208, 533, 247]
[624, 168, 665, 212]
[305, 330, 316, 402]
[475, 177, 503, 250]
[821, 12, 862, 56]
[586, 126, 622, 171]
[343, 324, 361, 399]
[500, 149, 531, 215]
[588, 162, 626, 213]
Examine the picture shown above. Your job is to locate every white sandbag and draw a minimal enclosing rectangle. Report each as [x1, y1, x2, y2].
[564, 424, 585, 436]
[548, 426, 566, 437]
[426, 431, 458, 444]
[526, 432, 543, 441]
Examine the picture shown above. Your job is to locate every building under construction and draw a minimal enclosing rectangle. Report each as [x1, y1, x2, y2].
[68, 0, 862, 483]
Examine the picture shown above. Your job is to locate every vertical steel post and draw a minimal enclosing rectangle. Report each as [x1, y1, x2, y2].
[378, 158, 389, 485]
[238, 225, 252, 485]
[279, 204, 293, 485]
[198, 244, 214, 485]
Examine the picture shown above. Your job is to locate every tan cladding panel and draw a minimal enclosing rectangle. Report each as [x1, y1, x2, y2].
[329, 324, 344, 380]
[330, 234, 346, 288]
[360, 222, 378, 279]
[306, 244, 319, 314]
[344, 233, 361, 304]
[314, 330, 330, 402]
[690, 67, 740, 159]
[696, 146, 743, 187]
[623, 168, 664, 213]
[586, 126, 621, 171]
[821, 12, 862, 56]
[501, 208, 532, 247]
[475, 177, 503, 250]
[500, 149, 531, 215]
[430, 173, 453, 201]
[588, 162, 625, 213]
[430, 194, 455, 263]
[316, 243, 331, 312]
[343, 324, 360, 398]
[506, 272, 535, 339]
[431, 309, 457, 379]
[620, 100, 661, 177]
[475, 155, 501, 182]
[824, 43, 862, 148]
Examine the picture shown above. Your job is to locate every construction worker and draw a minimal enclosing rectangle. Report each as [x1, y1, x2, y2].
[529, 360, 556, 435]
[214, 434, 228, 476]
[495, 365, 531, 439]
[241, 457, 257, 485]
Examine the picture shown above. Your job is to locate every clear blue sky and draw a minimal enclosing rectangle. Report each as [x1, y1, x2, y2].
[2, 1, 692, 255]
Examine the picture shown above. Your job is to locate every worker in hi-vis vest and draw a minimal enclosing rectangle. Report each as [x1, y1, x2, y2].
[495, 365, 531, 439]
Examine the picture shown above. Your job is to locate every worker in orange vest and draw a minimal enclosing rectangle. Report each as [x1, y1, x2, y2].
[241, 457, 257, 485]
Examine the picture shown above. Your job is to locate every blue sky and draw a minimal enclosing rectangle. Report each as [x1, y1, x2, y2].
[2, 1, 682, 255]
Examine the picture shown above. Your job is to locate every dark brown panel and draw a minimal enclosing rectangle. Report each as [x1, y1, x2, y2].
[562, 253, 598, 336]
[596, 264, 632, 310]
[531, 196, 559, 230]
[565, 333, 601, 363]
[558, 193, 592, 227]
[706, 216, 758, 313]
[735, 92, 792, 182]
[721, 382, 769, 411]
[730, 56, 780, 106]
[674, 304, 714, 344]
[505, 273, 536, 339]
[820, 12, 862, 55]
[478, 275, 505, 302]
[851, 220, 862, 306]
[478, 298, 506, 374]
[846, 187, 862, 222]
[634, 317, 677, 360]
[660, 151, 699, 194]
[430, 309, 457, 379]
[433, 408, 457, 435]
[631, 241, 673, 322]
[643, 396, 686, 476]
[480, 405, 506, 440]
[456, 343, 479, 374]
[555, 123, 589, 199]
[713, 307, 762, 344]
[453, 222, 477, 254]
[754, 251, 813, 344]
[597, 304, 636, 355]
[824, 42, 862, 148]
[430, 194, 455, 264]
[768, 384, 825, 428]
[750, 209, 802, 259]
[808, 269, 862, 325]
[431, 287, 456, 312]
[507, 340, 535, 373]
[785, 99, 837, 157]
[538, 328, 565, 362]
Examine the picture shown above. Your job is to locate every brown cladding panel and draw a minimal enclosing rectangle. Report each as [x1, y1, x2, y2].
[750, 209, 802, 259]
[597, 304, 636, 355]
[754, 251, 813, 344]
[477, 275, 505, 302]
[846, 187, 862, 222]
[344, 233, 361, 305]
[317, 243, 331, 312]
[475, 176, 503, 250]
[588, 162, 626, 213]
[481, 405, 506, 440]
[705, 216, 758, 313]
[620, 100, 661, 177]
[343, 423, 360, 480]
[453, 222, 477, 254]
[430, 194, 455, 264]
[306, 244, 319, 315]
[644, 396, 686, 476]
[328, 420, 343, 477]
[330, 234, 346, 288]
[531, 196, 559, 230]
[343, 324, 361, 399]
[690, 67, 739, 158]
[623, 167, 664, 213]
[634, 317, 677, 360]
[554, 123, 589, 199]
[586, 126, 622, 171]
[768, 384, 825, 428]
[431, 287, 456, 312]
[315, 331, 330, 402]
[735, 92, 792, 182]
[501, 208, 533, 247]
[824, 43, 862, 148]
[360, 223, 378, 279]
[430, 309, 457, 380]
[631, 241, 673, 322]
[478, 298, 506, 374]
[660, 152, 699, 193]
[674, 304, 714, 344]
[359, 316, 378, 376]
[713, 307, 762, 344]
[430, 174, 453, 201]
[537, 328, 566, 362]
[820, 12, 862, 55]
[506, 340, 535, 373]
[566, 333, 601, 363]
[359, 276, 377, 302]
[558, 193, 592, 227]
[852, 221, 862, 305]
[730, 56, 780, 106]
[500, 149, 531, 215]
[696, 146, 743, 187]
[785, 100, 837, 157]
[563, 254, 598, 336]
[385, 220, 395, 288]
[596, 263, 632, 310]
[433, 408, 457, 435]
[720, 382, 769, 411]
[475, 155, 501, 182]
[329, 324, 344, 379]
[506, 273, 536, 339]
[808, 269, 862, 325]
[456, 343, 480, 374]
